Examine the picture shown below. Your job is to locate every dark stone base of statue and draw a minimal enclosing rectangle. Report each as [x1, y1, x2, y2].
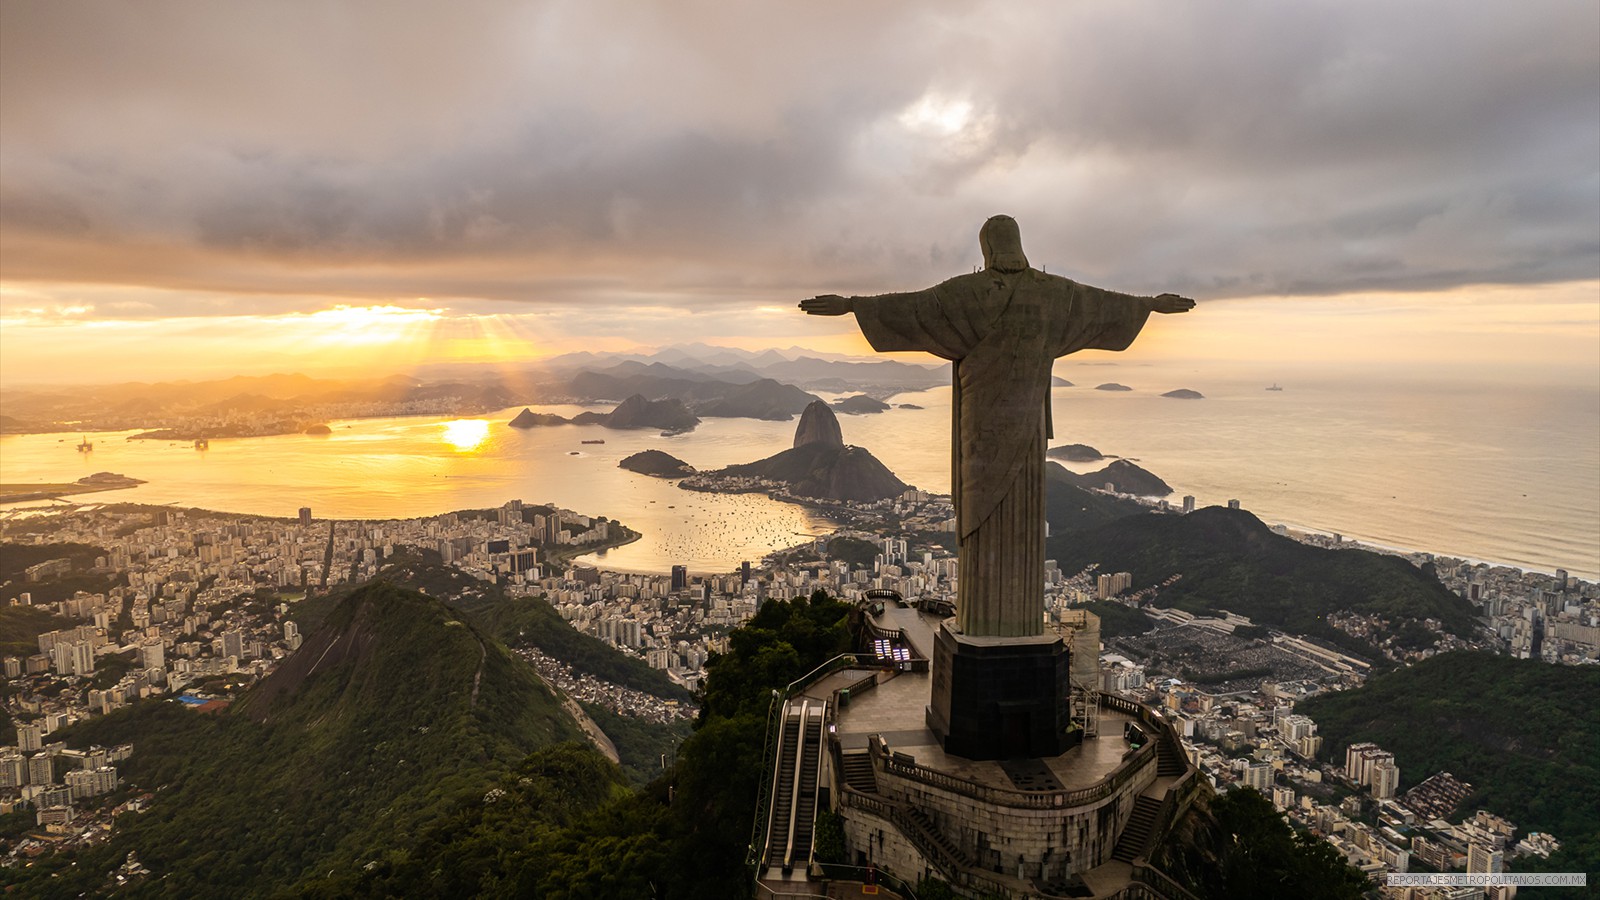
[926, 622, 1079, 761]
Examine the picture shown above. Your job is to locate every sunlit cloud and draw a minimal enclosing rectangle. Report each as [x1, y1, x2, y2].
[0, 2, 1593, 389]
[899, 94, 974, 137]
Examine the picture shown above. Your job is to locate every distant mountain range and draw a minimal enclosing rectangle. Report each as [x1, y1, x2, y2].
[0, 343, 951, 433]
[564, 364, 819, 420]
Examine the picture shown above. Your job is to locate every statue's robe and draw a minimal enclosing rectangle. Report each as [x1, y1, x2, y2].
[853, 269, 1151, 636]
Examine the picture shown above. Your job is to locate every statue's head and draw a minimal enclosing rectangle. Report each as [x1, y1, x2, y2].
[980, 215, 1029, 273]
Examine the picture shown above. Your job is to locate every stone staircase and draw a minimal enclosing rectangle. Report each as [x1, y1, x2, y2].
[840, 751, 877, 794]
[1156, 731, 1188, 777]
[901, 805, 975, 870]
[1111, 795, 1162, 863]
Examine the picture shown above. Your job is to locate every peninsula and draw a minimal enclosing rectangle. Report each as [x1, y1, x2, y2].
[681, 401, 907, 503]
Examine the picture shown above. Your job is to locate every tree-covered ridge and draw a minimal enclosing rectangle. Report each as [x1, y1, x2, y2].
[454, 590, 691, 703]
[0, 605, 74, 658]
[1156, 786, 1369, 899]
[1045, 505, 1479, 656]
[0, 541, 119, 606]
[293, 551, 690, 702]
[284, 590, 857, 898]
[1299, 651, 1600, 866]
[0, 541, 108, 580]
[2, 582, 586, 898]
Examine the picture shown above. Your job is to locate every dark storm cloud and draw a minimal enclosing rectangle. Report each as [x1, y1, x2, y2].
[1, 0, 1595, 312]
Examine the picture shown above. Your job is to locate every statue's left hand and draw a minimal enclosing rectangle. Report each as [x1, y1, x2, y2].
[1150, 293, 1195, 314]
[800, 295, 854, 316]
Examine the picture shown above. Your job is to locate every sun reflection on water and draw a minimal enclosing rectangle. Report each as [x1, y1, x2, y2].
[441, 419, 489, 451]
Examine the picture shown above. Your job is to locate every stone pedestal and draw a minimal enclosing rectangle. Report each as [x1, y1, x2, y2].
[926, 621, 1076, 760]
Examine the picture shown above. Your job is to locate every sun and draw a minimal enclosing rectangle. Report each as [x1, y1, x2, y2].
[441, 419, 490, 452]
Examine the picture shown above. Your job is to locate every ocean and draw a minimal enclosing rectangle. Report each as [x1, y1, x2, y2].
[2, 368, 1596, 580]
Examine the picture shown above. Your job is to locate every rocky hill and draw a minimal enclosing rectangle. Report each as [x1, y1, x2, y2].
[792, 400, 844, 449]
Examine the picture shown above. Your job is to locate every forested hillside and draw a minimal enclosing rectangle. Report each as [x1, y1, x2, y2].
[1046, 506, 1478, 657]
[1300, 651, 1600, 882]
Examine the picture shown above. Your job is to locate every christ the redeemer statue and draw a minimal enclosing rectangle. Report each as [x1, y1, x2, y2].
[802, 215, 1193, 638]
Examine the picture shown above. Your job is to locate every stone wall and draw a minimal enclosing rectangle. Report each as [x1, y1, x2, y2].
[876, 755, 1156, 881]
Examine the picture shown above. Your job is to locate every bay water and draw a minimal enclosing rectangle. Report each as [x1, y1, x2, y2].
[2, 368, 1595, 580]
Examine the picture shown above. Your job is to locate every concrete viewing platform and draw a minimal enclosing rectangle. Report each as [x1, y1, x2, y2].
[792, 599, 1199, 898]
[830, 670, 1140, 795]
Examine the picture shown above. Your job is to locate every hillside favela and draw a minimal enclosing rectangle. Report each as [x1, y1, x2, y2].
[1, 4, 1596, 900]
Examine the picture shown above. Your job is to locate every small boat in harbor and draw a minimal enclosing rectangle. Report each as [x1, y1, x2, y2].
[1266, 383, 1284, 391]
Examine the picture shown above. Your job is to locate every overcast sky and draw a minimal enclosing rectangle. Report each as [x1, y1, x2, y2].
[1, 1, 1596, 381]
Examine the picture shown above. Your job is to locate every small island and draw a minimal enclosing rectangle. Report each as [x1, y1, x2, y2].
[1094, 383, 1133, 392]
[618, 450, 696, 478]
[1161, 389, 1205, 400]
[1051, 376, 1074, 387]
[303, 423, 333, 435]
[508, 408, 571, 428]
[897, 403, 924, 410]
[1046, 443, 1106, 462]
[506, 396, 700, 433]
[832, 394, 891, 414]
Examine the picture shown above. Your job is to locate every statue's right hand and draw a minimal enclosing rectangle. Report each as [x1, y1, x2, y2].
[1150, 293, 1196, 314]
[799, 295, 853, 316]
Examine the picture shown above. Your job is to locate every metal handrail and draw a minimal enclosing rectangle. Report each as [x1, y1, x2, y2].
[782, 653, 858, 698]
[746, 688, 785, 868]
